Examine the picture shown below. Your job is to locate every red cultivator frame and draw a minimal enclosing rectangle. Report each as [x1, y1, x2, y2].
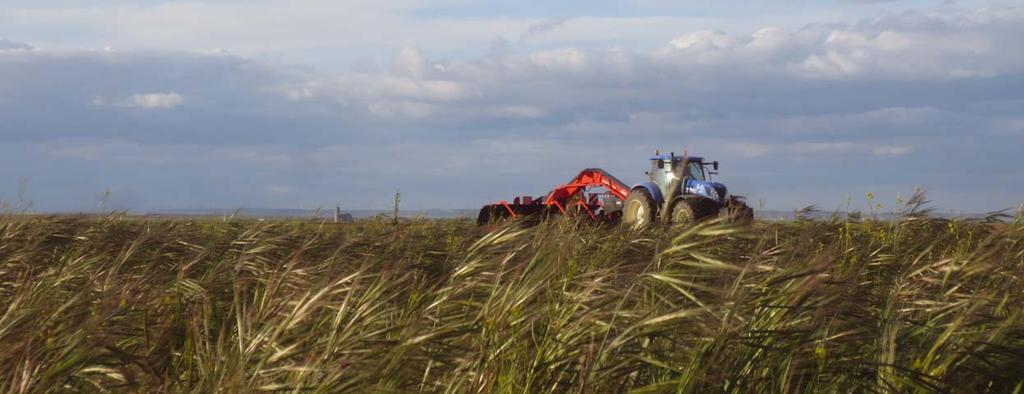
[477, 168, 631, 224]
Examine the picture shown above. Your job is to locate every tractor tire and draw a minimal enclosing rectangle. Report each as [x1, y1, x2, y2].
[623, 188, 657, 229]
[670, 198, 697, 226]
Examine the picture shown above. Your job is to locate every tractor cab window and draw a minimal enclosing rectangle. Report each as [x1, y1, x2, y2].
[686, 161, 705, 181]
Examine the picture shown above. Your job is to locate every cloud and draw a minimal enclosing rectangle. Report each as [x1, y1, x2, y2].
[0, 39, 33, 51]
[1, 3, 1022, 212]
[0, 1, 533, 61]
[668, 30, 738, 50]
[128, 92, 184, 109]
[523, 18, 569, 38]
[722, 141, 910, 157]
[0, 49, 345, 146]
[871, 145, 910, 156]
[123, 92, 184, 109]
[43, 140, 292, 166]
[281, 4, 1024, 147]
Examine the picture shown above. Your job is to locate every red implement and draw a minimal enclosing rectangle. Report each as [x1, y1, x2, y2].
[544, 168, 630, 205]
[477, 168, 630, 224]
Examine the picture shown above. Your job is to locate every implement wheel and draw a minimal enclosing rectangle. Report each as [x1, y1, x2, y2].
[623, 188, 656, 229]
[477, 205, 513, 225]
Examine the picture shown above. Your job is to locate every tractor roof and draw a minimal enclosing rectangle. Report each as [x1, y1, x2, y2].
[650, 154, 703, 162]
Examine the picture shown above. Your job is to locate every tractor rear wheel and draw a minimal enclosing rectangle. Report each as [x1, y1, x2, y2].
[622, 189, 656, 229]
[670, 198, 697, 226]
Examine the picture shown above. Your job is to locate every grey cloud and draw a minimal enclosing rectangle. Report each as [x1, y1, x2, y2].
[1, 4, 1023, 212]
[268, 4, 1024, 211]
[523, 18, 570, 38]
[297, 5, 1024, 128]
[0, 49, 373, 146]
[0, 39, 33, 51]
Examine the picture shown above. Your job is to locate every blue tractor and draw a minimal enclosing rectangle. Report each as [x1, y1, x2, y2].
[619, 152, 753, 228]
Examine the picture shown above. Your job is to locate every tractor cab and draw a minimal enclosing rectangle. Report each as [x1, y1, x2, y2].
[647, 153, 716, 199]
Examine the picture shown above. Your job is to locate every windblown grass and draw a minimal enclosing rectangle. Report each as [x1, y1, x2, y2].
[2, 201, 1023, 392]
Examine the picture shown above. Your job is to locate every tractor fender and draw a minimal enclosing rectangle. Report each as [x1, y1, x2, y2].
[631, 182, 664, 206]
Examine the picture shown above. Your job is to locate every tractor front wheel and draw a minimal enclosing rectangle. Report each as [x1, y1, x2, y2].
[671, 198, 697, 226]
[622, 189, 656, 229]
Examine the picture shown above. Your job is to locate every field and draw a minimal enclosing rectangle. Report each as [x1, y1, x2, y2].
[2, 200, 1023, 392]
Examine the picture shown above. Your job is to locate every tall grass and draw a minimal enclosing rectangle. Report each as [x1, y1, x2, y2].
[1, 202, 1023, 392]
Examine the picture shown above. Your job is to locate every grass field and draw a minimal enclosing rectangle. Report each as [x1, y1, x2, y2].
[2, 199, 1023, 392]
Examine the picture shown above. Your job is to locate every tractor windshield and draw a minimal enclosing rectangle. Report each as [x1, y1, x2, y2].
[686, 161, 705, 181]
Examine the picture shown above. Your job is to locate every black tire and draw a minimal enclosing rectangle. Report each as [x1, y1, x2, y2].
[476, 205, 513, 225]
[670, 198, 697, 226]
[623, 188, 656, 229]
[476, 206, 491, 225]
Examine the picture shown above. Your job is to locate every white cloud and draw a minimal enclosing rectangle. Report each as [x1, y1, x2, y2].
[90, 92, 185, 109]
[668, 30, 738, 50]
[394, 46, 427, 78]
[747, 27, 787, 50]
[872, 145, 910, 156]
[341, 75, 475, 102]
[125, 93, 184, 109]
[800, 50, 866, 78]
[527, 48, 592, 71]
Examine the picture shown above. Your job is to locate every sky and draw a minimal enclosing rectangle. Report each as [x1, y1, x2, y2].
[1, 0, 1023, 213]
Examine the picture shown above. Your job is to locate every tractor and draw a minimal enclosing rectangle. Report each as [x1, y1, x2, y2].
[477, 150, 753, 227]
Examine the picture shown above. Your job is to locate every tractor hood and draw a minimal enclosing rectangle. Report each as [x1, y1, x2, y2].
[684, 179, 727, 203]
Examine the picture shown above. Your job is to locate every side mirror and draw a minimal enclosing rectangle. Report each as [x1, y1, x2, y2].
[713, 161, 719, 171]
